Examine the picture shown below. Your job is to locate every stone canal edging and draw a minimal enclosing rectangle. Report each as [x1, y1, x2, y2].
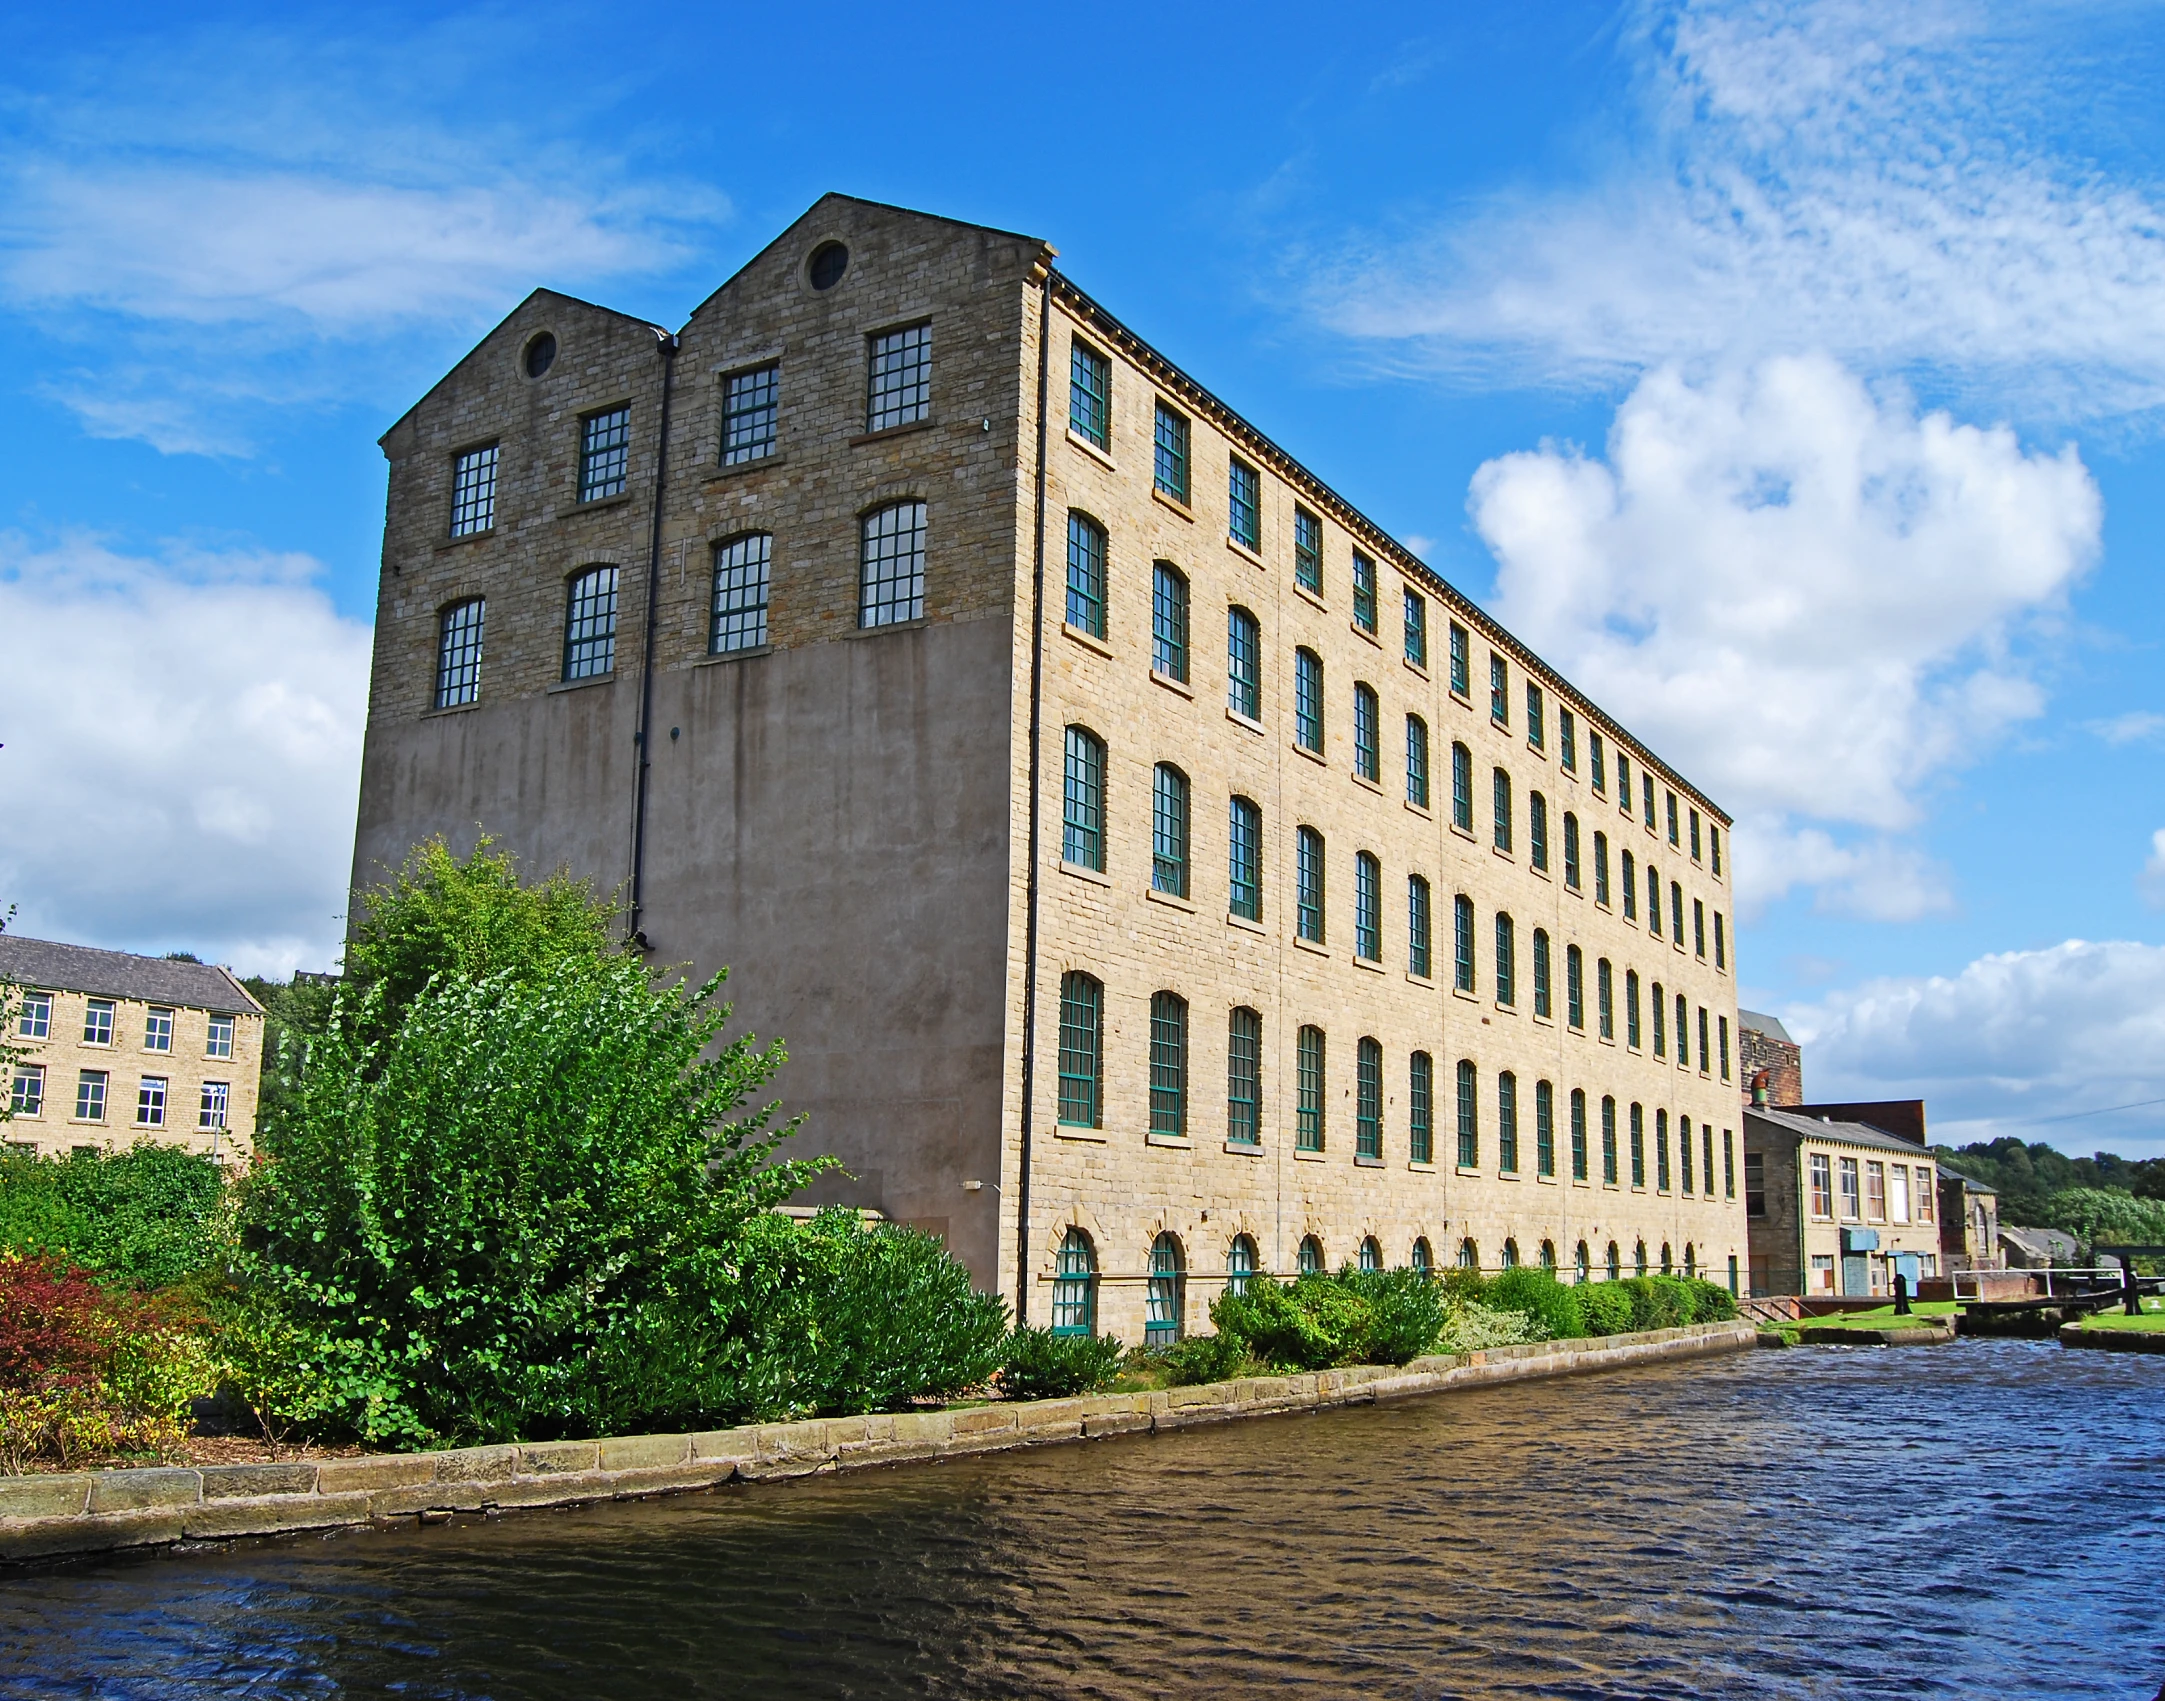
[0, 1320, 1753, 1563]
[2058, 1322, 2165, 1353]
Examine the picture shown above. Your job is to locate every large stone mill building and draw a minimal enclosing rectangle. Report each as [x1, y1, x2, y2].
[355, 194, 1747, 1337]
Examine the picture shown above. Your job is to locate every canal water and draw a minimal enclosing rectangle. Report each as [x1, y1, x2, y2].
[2, 1339, 2158, 1699]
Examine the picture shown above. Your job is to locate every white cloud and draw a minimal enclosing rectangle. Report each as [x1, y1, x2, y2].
[1787, 939, 2165, 1158]
[1319, 0, 2165, 420]
[0, 534, 370, 976]
[2142, 830, 2165, 911]
[1468, 354, 2099, 912]
[2090, 710, 2165, 747]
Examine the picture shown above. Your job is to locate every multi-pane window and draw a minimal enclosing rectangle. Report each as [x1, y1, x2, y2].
[1680, 1115, 1695, 1193]
[1810, 1154, 1834, 1217]
[1227, 606, 1261, 719]
[1643, 772, 1657, 829]
[1657, 1110, 1672, 1192]
[1673, 881, 1686, 944]
[136, 1076, 166, 1127]
[1069, 341, 1111, 449]
[1056, 973, 1103, 1127]
[1065, 512, 1108, 637]
[1294, 649, 1324, 752]
[1490, 654, 1509, 724]
[1594, 832, 1611, 905]
[1293, 506, 1323, 592]
[1229, 797, 1263, 921]
[1597, 958, 1614, 1038]
[1529, 792, 1549, 872]
[1227, 1007, 1262, 1145]
[563, 567, 619, 680]
[1296, 1025, 1326, 1152]
[1227, 1235, 1259, 1294]
[1712, 824, 1724, 876]
[83, 999, 114, 1046]
[449, 443, 498, 537]
[1409, 1052, 1434, 1165]
[1456, 1059, 1479, 1168]
[1295, 827, 1325, 943]
[1453, 894, 1475, 992]
[1154, 402, 1190, 503]
[199, 1081, 229, 1130]
[1699, 1006, 1711, 1076]
[1526, 683, 1545, 750]
[1667, 791, 1680, 846]
[1651, 979, 1665, 1056]
[1570, 1088, 1588, 1181]
[860, 500, 926, 626]
[1563, 812, 1581, 888]
[1448, 621, 1470, 697]
[1539, 1082, 1563, 1178]
[1149, 992, 1189, 1137]
[867, 323, 932, 431]
[1532, 928, 1552, 1018]
[1146, 1234, 1185, 1343]
[1690, 807, 1703, 862]
[1706, 1124, 1719, 1199]
[1152, 562, 1189, 681]
[1336, 1034, 1377, 1163]
[1602, 1096, 1619, 1184]
[1353, 684, 1380, 782]
[1404, 590, 1427, 668]
[1618, 753, 1633, 812]
[722, 363, 779, 464]
[1566, 944, 1585, 1028]
[1152, 764, 1190, 897]
[1746, 1151, 1767, 1217]
[1694, 898, 1707, 959]
[1494, 912, 1516, 1006]
[1623, 850, 1638, 919]
[1715, 911, 1727, 970]
[1354, 852, 1381, 962]
[18, 992, 51, 1039]
[1227, 457, 1261, 552]
[10, 1065, 43, 1118]
[1406, 715, 1430, 808]
[1627, 971, 1643, 1049]
[1351, 550, 1377, 633]
[711, 534, 772, 654]
[1062, 726, 1106, 870]
[1719, 1015, 1732, 1081]
[1646, 867, 1660, 932]
[1052, 1228, 1096, 1334]
[144, 1008, 172, 1052]
[1591, 730, 1606, 793]
[1560, 708, 1576, 771]
[1678, 993, 1691, 1067]
[75, 1069, 107, 1122]
[435, 599, 485, 708]
[1451, 743, 1474, 832]
[1498, 1071, 1519, 1172]
[579, 407, 631, 503]
[1300, 1236, 1326, 1275]
[1492, 768, 1513, 853]
[1630, 1103, 1646, 1188]
[1407, 875, 1432, 979]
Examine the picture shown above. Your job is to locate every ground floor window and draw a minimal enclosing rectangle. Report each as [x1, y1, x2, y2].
[1576, 1241, 1592, 1283]
[1411, 1236, 1433, 1273]
[1811, 1254, 1836, 1292]
[1145, 1233, 1185, 1344]
[1607, 1241, 1622, 1281]
[1501, 1238, 1520, 1270]
[1358, 1236, 1382, 1272]
[1298, 1235, 1326, 1275]
[1227, 1234, 1258, 1295]
[1458, 1237, 1480, 1270]
[1052, 1228, 1097, 1334]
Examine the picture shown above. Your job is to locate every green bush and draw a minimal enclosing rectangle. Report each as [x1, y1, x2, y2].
[1160, 1330, 1252, 1386]
[999, 1327, 1124, 1400]
[0, 1145, 228, 1290]
[1338, 1268, 1451, 1363]
[1686, 1278, 1739, 1322]
[1575, 1282, 1636, 1336]
[1210, 1270, 1451, 1370]
[1483, 1268, 1586, 1340]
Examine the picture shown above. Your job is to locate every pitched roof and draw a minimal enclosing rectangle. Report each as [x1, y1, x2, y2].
[1935, 1162, 1998, 1196]
[0, 936, 262, 1015]
[1738, 1008, 1795, 1044]
[1745, 1106, 1936, 1159]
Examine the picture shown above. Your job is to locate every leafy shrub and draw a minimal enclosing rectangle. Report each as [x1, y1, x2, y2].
[1620, 1276, 1694, 1331]
[1575, 1282, 1636, 1336]
[1000, 1327, 1124, 1400]
[1686, 1278, 1739, 1322]
[2039, 1187, 2165, 1253]
[1483, 1268, 1586, 1341]
[1161, 1331, 1253, 1386]
[1434, 1299, 1546, 1352]
[1337, 1268, 1452, 1364]
[0, 1145, 227, 1290]
[1210, 1270, 1453, 1370]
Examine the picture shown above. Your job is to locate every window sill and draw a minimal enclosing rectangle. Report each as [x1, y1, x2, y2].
[1404, 799, 1432, 820]
[1226, 706, 1264, 737]
[1406, 971, 1434, 989]
[706, 452, 786, 483]
[421, 701, 481, 720]
[1536, 1172, 1559, 1186]
[1292, 935, 1329, 958]
[434, 528, 494, 553]
[1455, 1165, 1481, 1179]
[548, 673, 615, 694]
[692, 644, 772, 667]
[1525, 739, 1547, 761]
[1145, 1131, 1192, 1149]
[1150, 669, 1193, 700]
[555, 492, 635, 519]
[848, 416, 937, 448]
[1449, 687, 1472, 710]
[1059, 859, 1111, 888]
[1532, 1013, 1554, 1028]
[1564, 881, 1584, 899]
[1061, 621, 1113, 658]
[1351, 771, 1383, 795]
[1492, 845, 1515, 862]
[1054, 1125, 1107, 1143]
[1151, 486, 1194, 522]
[1353, 954, 1384, 975]
[1450, 986, 1479, 1003]
[1226, 911, 1265, 935]
[846, 616, 930, 639]
[1494, 1000, 1516, 1016]
[1498, 1168, 1521, 1182]
[1529, 864, 1552, 882]
[1224, 1139, 1264, 1156]
[1350, 620, 1381, 649]
[1491, 715, 1510, 735]
[1144, 885, 1195, 913]
[1293, 741, 1328, 767]
[1293, 1147, 1327, 1163]
[1449, 823, 1476, 844]
[1404, 659, 1430, 682]
[1292, 581, 1327, 614]
[1408, 1161, 1436, 1174]
[1354, 1154, 1384, 1168]
[1065, 429, 1116, 470]
[1226, 535, 1265, 568]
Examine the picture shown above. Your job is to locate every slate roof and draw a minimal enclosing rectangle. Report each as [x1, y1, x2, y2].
[1738, 1008, 1795, 1044]
[0, 936, 262, 1015]
[1745, 1106, 1935, 1160]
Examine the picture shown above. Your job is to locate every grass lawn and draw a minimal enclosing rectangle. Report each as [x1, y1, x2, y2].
[2072, 1301, 2165, 1332]
[1799, 1302, 1959, 1329]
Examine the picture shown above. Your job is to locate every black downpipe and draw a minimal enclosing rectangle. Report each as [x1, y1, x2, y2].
[1015, 271, 1052, 1323]
[627, 329, 678, 950]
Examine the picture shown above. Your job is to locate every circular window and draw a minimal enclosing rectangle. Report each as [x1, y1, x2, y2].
[807, 241, 849, 290]
[523, 332, 557, 379]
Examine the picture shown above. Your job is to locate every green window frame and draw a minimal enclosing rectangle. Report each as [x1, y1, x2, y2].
[1690, 806, 1703, 862]
[1229, 796, 1263, 921]
[1563, 811, 1581, 889]
[1570, 1088, 1588, 1181]
[1617, 753, 1632, 813]
[1678, 993, 1690, 1067]
[1358, 1237, 1382, 1273]
[1448, 621, 1470, 696]
[1296, 1025, 1326, 1153]
[1529, 791, 1548, 871]
[1493, 767, 1513, 853]
[1629, 971, 1644, 1050]
[1679, 1114, 1694, 1194]
[1724, 1128, 1736, 1198]
[1065, 511, 1107, 637]
[1672, 881, 1686, 944]
[1296, 826, 1325, 943]
[1694, 999, 1706, 1073]
[1356, 1037, 1383, 1160]
[1412, 1236, 1433, 1274]
[1591, 730, 1606, 793]
[1494, 911, 1515, 1007]
[1407, 875, 1432, 979]
[1536, 1079, 1555, 1178]
[1152, 562, 1189, 681]
[1715, 911, 1727, 970]
[1228, 456, 1261, 552]
[1298, 1235, 1325, 1276]
[563, 566, 619, 681]
[1719, 1015, 1731, 1081]
[1353, 684, 1379, 782]
[1458, 1238, 1480, 1271]
[1062, 725, 1106, 870]
[1051, 1227, 1097, 1335]
[578, 405, 631, 503]
[1452, 743, 1473, 831]
[1154, 402, 1191, 503]
[1152, 763, 1189, 897]
[1667, 790, 1680, 846]
[1149, 991, 1188, 1137]
[1595, 832, 1610, 905]
[1566, 944, 1584, 1029]
[1404, 589, 1427, 668]
[1056, 972, 1103, 1127]
[1069, 340, 1111, 449]
[1145, 1233, 1185, 1343]
[1227, 1007, 1262, 1146]
[1351, 550, 1377, 633]
[1694, 898, 1706, 959]
[1409, 1051, 1433, 1165]
[1293, 505, 1323, 591]
[1532, 927, 1551, 1019]
[1602, 1096, 1618, 1185]
[1525, 682, 1545, 750]
[1653, 980, 1667, 1057]
[1490, 654, 1509, 725]
[1623, 850, 1638, 919]
[1644, 772, 1657, 829]
[1712, 824, 1724, 876]
[1227, 606, 1261, 719]
[1227, 1234, 1258, 1295]
[1454, 894, 1475, 992]
[1630, 1103, 1646, 1188]
[1657, 1108, 1672, 1192]
[1294, 648, 1324, 751]
[711, 533, 772, 655]
[1704, 1123, 1716, 1197]
[1354, 851, 1381, 962]
[1455, 1059, 1478, 1168]
[1560, 707, 1576, 771]
[1498, 1070, 1519, 1172]
[1598, 957, 1614, 1039]
[1406, 715, 1429, 808]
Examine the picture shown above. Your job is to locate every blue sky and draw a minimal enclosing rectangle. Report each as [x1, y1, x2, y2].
[3, 0, 2163, 1156]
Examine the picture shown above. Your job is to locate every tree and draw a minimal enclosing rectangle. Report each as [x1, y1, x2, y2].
[0, 905, 26, 1124]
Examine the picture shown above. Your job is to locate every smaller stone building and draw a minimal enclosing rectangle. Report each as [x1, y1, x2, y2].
[1937, 1167, 2000, 1272]
[1738, 1009, 1803, 1107]
[1998, 1224, 2076, 1269]
[2, 937, 263, 1164]
[1743, 1105, 1941, 1296]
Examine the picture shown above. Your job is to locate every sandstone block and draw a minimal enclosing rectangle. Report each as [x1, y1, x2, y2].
[518, 1440, 601, 1475]
[597, 1433, 690, 1472]
[200, 1463, 320, 1501]
[0, 1507, 183, 1559]
[182, 1491, 373, 1540]
[88, 1468, 199, 1513]
[0, 1475, 90, 1519]
[433, 1445, 517, 1484]
[316, 1455, 433, 1494]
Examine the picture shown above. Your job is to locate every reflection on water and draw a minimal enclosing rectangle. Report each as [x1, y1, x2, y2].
[2, 1340, 2160, 1699]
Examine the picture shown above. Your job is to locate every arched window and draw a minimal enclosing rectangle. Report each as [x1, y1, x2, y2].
[1296, 1025, 1326, 1152]
[1353, 683, 1380, 781]
[435, 598, 484, 708]
[1359, 1236, 1383, 1273]
[1455, 1058, 1479, 1167]
[1566, 944, 1585, 1029]
[1151, 561, 1188, 681]
[1407, 876, 1432, 979]
[1227, 1234, 1258, 1296]
[1146, 1233, 1186, 1344]
[1635, 1240, 1649, 1277]
[1532, 928, 1552, 1019]
[1296, 827, 1326, 942]
[1062, 726, 1106, 871]
[1152, 765, 1189, 897]
[1409, 1051, 1434, 1166]
[1227, 606, 1261, 720]
[1454, 894, 1476, 992]
[1535, 1078, 1555, 1177]
[1356, 1036, 1383, 1159]
[1226, 1007, 1262, 1147]
[563, 566, 619, 680]
[1065, 510, 1108, 637]
[1498, 1070, 1520, 1172]
[1563, 811, 1581, 889]
[1056, 972, 1102, 1128]
[1684, 1243, 1697, 1279]
[1494, 912, 1516, 1006]
[860, 500, 926, 627]
[1298, 1234, 1326, 1276]
[1451, 742, 1474, 831]
[1540, 1239, 1557, 1272]
[1661, 1242, 1674, 1277]
[1294, 648, 1324, 751]
[1492, 767, 1513, 852]
[1601, 1095, 1618, 1185]
[1148, 991, 1188, 1137]
[1501, 1238, 1520, 1270]
[1228, 796, 1262, 921]
[1529, 791, 1549, 871]
[1570, 1088, 1589, 1181]
[1606, 1240, 1622, 1281]
[1575, 1240, 1591, 1284]
[1411, 1236, 1433, 1274]
[1354, 852, 1381, 962]
[1458, 1237, 1480, 1270]
[711, 533, 771, 654]
[1406, 715, 1430, 808]
[1593, 830, 1610, 904]
[1052, 1228, 1097, 1335]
